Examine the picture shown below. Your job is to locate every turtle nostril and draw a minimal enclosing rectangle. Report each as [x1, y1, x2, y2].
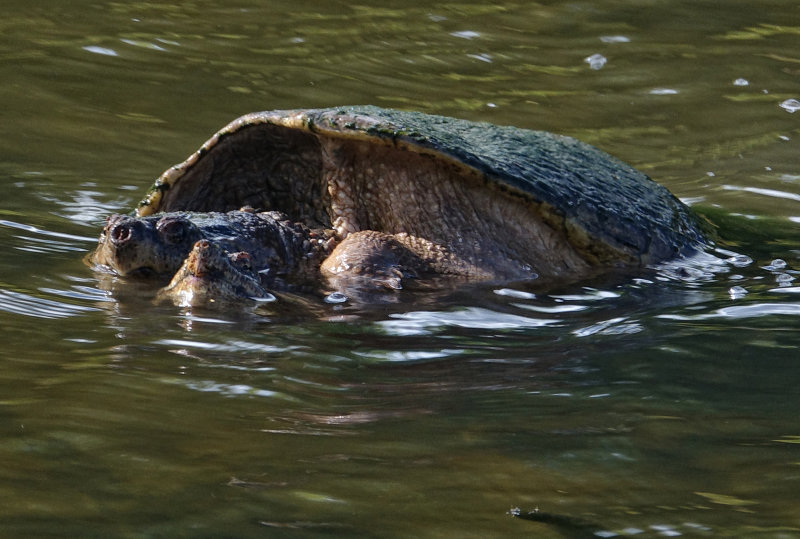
[110, 223, 132, 245]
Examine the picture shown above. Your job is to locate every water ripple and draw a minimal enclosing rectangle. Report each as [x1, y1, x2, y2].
[184, 381, 279, 399]
[722, 184, 800, 203]
[13, 235, 86, 254]
[0, 288, 101, 319]
[41, 188, 132, 225]
[154, 338, 297, 354]
[0, 219, 96, 244]
[379, 307, 558, 336]
[573, 317, 643, 337]
[549, 289, 621, 302]
[39, 286, 110, 303]
[82, 45, 118, 57]
[353, 348, 465, 363]
[770, 286, 800, 294]
[659, 302, 800, 321]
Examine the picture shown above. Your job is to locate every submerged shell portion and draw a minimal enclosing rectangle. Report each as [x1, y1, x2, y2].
[137, 106, 704, 280]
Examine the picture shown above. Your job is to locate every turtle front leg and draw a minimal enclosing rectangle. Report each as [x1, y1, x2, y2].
[320, 230, 497, 301]
[320, 231, 428, 293]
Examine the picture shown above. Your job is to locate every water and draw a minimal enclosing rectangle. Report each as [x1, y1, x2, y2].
[2, 0, 800, 536]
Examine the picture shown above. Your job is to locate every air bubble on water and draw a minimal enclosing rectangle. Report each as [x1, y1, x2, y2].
[684, 522, 712, 532]
[467, 53, 492, 63]
[650, 524, 681, 536]
[680, 196, 705, 205]
[584, 53, 607, 70]
[728, 285, 748, 299]
[776, 273, 795, 285]
[494, 288, 536, 299]
[450, 30, 480, 40]
[706, 171, 716, 177]
[600, 35, 630, 43]
[767, 258, 787, 270]
[324, 292, 348, 304]
[733, 78, 749, 86]
[779, 98, 800, 113]
[727, 254, 753, 267]
[83, 45, 119, 57]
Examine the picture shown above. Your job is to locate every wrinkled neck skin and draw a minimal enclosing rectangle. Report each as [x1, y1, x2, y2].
[245, 211, 334, 289]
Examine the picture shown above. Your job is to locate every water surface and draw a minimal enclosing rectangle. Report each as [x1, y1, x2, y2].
[2, 1, 800, 536]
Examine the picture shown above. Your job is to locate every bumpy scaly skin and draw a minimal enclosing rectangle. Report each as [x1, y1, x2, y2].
[159, 231, 469, 305]
[320, 230, 488, 293]
[158, 240, 272, 307]
[92, 209, 333, 287]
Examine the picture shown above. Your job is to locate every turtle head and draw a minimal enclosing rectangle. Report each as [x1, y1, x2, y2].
[91, 213, 203, 277]
[157, 239, 273, 307]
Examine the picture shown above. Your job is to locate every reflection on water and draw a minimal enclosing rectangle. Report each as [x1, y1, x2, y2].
[0, 219, 107, 318]
[0, 288, 101, 318]
[0, 218, 96, 248]
[662, 301, 800, 320]
[379, 307, 560, 336]
[2, 185, 800, 537]
[2, 0, 800, 536]
[2, 230, 800, 535]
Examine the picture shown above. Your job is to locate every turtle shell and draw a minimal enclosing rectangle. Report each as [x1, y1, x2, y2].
[136, 106, 704, 277]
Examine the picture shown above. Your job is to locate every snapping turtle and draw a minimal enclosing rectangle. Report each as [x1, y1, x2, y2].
[93, 106, 705, 303]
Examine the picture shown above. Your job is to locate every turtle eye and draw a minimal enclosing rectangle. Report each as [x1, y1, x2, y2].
[157, 217, 191, 245]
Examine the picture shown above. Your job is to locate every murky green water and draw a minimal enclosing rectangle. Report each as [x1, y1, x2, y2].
[2, 1, 800, 536]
